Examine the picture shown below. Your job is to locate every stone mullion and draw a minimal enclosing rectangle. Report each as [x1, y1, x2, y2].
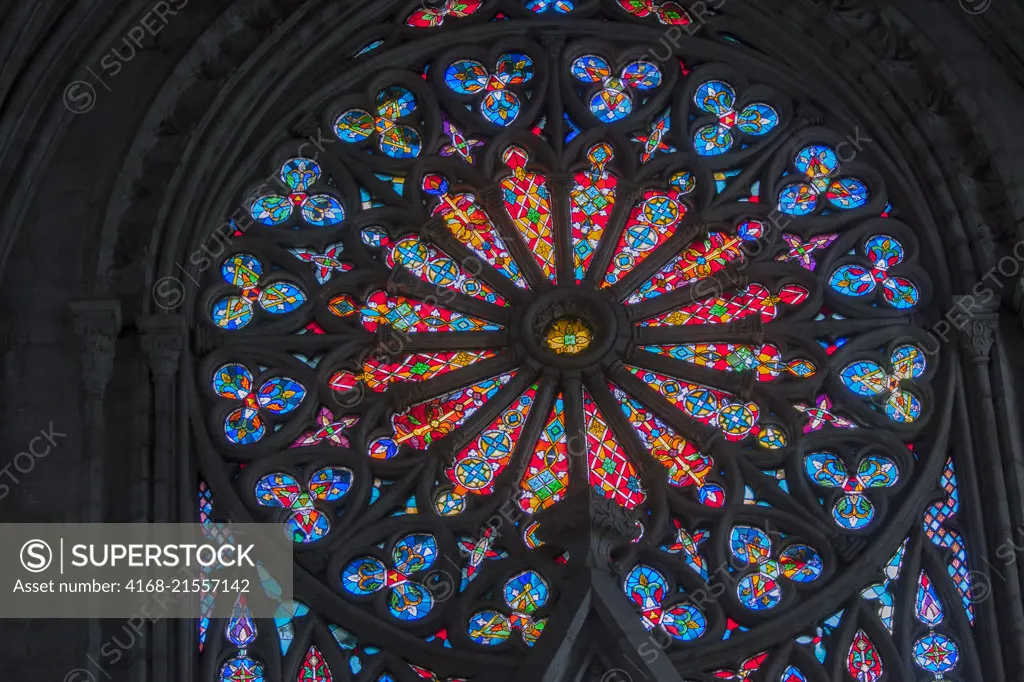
[622, 343, 757, 399]
[479, 185, 552, 293]
[513, 578, 593, 682]
[420, 216, 530, 306]
[548, 173, 574, 286]
[624, 270, 749, 325]
[606, 361, 721, 457]
[609, 219, 704, 306]
[590, 569, 685, 682]
[583, 183, 642, 290]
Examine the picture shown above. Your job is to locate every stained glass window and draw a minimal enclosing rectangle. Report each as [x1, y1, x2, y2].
[192, 3, 980, 680]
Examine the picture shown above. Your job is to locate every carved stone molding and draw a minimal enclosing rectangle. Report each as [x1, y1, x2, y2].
[536, 491, 640, 574]
[68, 299, 122, 400]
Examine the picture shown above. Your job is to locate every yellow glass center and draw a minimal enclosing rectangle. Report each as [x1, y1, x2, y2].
[545, 317, 593, 355]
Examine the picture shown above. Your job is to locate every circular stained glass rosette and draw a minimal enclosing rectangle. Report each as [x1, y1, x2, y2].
[192, 20, 952, 677]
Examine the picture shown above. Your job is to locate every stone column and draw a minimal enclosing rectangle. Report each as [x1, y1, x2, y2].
[956, 301, 1022, 678]
[138, 314, 187, 682]
[68, 299, 121, 682]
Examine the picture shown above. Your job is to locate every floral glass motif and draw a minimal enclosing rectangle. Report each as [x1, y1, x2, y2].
[829, 235, 920, 309]
[777, 233, 838, 271]
[913, 572, 961, 676]
[617, 0, 692, 24]
[291, 407, 359, 448]
[632, 109, 676, 163]
[545, 317, 592, 354]
[213, 363, 305, 444]
[335, 86, 423, 159]
[571, 55, 663, 123]
[220, 654, 264, 682]
[804, 453, 898, 529]
[212, 254, 306, 330]
[840, 344, 926, 423]
[445, 53, 535, 126]
[692, 80, 779, 156]
[406, 0, 482, 27]
[729, 526, 823, 611]
[623, 564, 707, 641]
[342, 533, 439, 621]
[778, 145, 869, 215]
[289, 242, 352, 284]
[250, 158, 345, 228]
[660, 519, 711, 579]
[467, 570, 550, 646]
[457, 526, 508, 589]
[220, 596, 262, 682]
[796, 394, 857, 432]
[255, 468, 353, 543]
[440, 115, 485, 165]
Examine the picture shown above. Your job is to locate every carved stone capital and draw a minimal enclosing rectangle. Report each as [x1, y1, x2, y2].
[138, 315, 186, 382]
[959, 316, 998, 364]
[953, 295, 998, 364]
[68, 299, 122, 399]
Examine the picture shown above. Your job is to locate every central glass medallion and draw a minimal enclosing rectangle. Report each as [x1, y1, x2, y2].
[545, 317, 593, 355]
